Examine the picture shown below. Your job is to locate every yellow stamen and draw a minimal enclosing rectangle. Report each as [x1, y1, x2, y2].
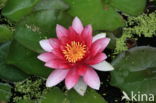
[62, 41, 86, 63]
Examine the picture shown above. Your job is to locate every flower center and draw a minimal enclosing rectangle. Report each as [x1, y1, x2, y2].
[62, 41, 87, 63]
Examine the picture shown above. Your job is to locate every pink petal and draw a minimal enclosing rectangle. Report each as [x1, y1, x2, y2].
[67, 26, 80, 41]
[45, 59, 70, 69]
[82, 25, 92, 38]
[37, 52, 53, 62]
[65, 69, 80, 90]
[86, 53, 107, 65]
[77, 65, 88, 76]
[81, 25, 92, 47]
[51, 49, 64, 60]
[83, 67, 100, 90]
[91, 38, 110, 55]
[56, 24, 68, 39]
[46, 69, 69, 87]
[92, 33, 106, 42]
[72, 17, 84, 34]
[48, 38, 60, 49]
[39, 39, 53, 52]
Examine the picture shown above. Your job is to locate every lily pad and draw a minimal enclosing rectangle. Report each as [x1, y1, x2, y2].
[0, 42, 28, 82]
[41, 88, 68, 103]
[111, 46, 156, 96]
[7, 41, 51, 77]
[14, 0, 72, 53]
[67, 88, 107, 103]
[14, 25, 45, 53]
[65, 0, 146, 31]
[0, 25, 13, 42]
[2, 0, 40, 21]
[65, 0, 124, 31]
[110, 0, 146, 16]
[0, 83, 12, 101]
[17, 100, 34, 103]
[25, 0, 69, 35]
[41, 88, 107, 103]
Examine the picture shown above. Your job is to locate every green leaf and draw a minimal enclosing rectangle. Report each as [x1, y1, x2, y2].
[14, 0, 71, 53]
[34, 0, 68, 10]
[14, 25, 45, 53]
[0, 83, 12, 101]
[65, 0, 146, 31]
[106, 32, 117, 49]
[2, 0, 40, 21]
[17, 99, 34, 103]
[7, 41, 51, 77]
[111, 46, 156, 96]
[0, 25, 13, 42]
[41, 88, 107, 103]
[0, 62, 28, 82]
[41, 88, 68, 103]
[24, 0, 69, 35]
[67, 88, 107, 103]
[0, 42, 28, 82]
[110, 0, 146, 16]
[65, 0, 124, 31]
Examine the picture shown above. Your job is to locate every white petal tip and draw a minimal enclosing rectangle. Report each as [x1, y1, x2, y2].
[91, 85, 100, 90]
[72, 17, 83, 34]
[92, 61, 114, 71]
[46, 79, 55, 87]
[66, 86, 72, 90]
[74, 16, 80, 20]
[95, 86, 100, 90]
[46, 82, 53, 87]
[74, 79, 87, 96]
[110, 67, 114, 71]
[56, 24, 61, 29]
[107, 38, 111, 42]
[76, 90, 85, 96]
[39, 39, 53, 52]
[37, 55, 44, 62]
[46, 80, 57, 87]
[93, 33, 107, 42]
[73, 17, 81, 24]
[104, 38, 111, 46]
[37, 55, 41, 60]
[39, 40, 44, 45]
[74, 88, 87, 96]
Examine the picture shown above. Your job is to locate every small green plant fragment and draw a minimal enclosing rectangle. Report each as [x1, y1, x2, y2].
[115, 12, 156, 53]
[13, 77, 46, 103]
[13, 77, 68, 103]
[0, 0, 8, 8]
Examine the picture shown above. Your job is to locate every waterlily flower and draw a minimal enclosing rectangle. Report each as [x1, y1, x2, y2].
[37, 17, 114, 96]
